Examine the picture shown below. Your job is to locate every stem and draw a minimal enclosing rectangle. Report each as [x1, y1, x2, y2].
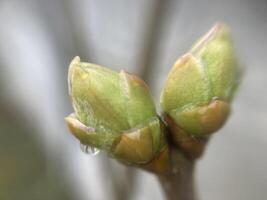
[157, 150, 196, 200]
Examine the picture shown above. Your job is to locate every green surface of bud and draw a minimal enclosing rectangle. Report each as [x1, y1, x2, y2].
[66, 57, 164, 164]
[160, 23, 240, 158]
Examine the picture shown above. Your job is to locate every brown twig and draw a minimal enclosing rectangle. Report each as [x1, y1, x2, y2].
[141, 119, 197, 200]
[158, 150, 195, 200]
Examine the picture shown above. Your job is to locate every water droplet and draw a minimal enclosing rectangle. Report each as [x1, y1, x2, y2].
[80, 143, 100, 155]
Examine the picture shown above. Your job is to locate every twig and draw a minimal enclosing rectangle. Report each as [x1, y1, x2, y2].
[158, 150, 195, 200]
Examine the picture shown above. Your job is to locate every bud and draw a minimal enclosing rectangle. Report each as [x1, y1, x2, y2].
[66, 57, 167, 165]
[160, 23, 240, 158]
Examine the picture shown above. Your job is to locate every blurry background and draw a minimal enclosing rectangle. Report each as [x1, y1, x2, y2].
[0, 0, 267, 200]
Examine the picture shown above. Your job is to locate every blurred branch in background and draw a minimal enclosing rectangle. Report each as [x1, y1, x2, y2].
[138, 0, 171, 84]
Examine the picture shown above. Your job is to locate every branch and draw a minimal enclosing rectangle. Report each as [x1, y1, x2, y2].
[157, 150, 195, 200]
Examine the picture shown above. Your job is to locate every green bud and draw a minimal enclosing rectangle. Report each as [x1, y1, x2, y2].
[66, 57, 165, 164]
[160, 23, 240, 158]
[191, 23, 240, 101]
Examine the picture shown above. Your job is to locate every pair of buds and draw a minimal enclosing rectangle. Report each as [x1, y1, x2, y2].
[66, 23, 240, 173]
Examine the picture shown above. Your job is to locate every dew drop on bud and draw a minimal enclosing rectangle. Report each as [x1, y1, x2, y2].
[80, 143, 100, 155]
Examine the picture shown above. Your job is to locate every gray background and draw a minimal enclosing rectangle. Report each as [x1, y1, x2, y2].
[0, 0, 267, 199]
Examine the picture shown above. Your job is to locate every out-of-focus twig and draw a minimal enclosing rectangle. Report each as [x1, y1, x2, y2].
[138, 0, 171, 84]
